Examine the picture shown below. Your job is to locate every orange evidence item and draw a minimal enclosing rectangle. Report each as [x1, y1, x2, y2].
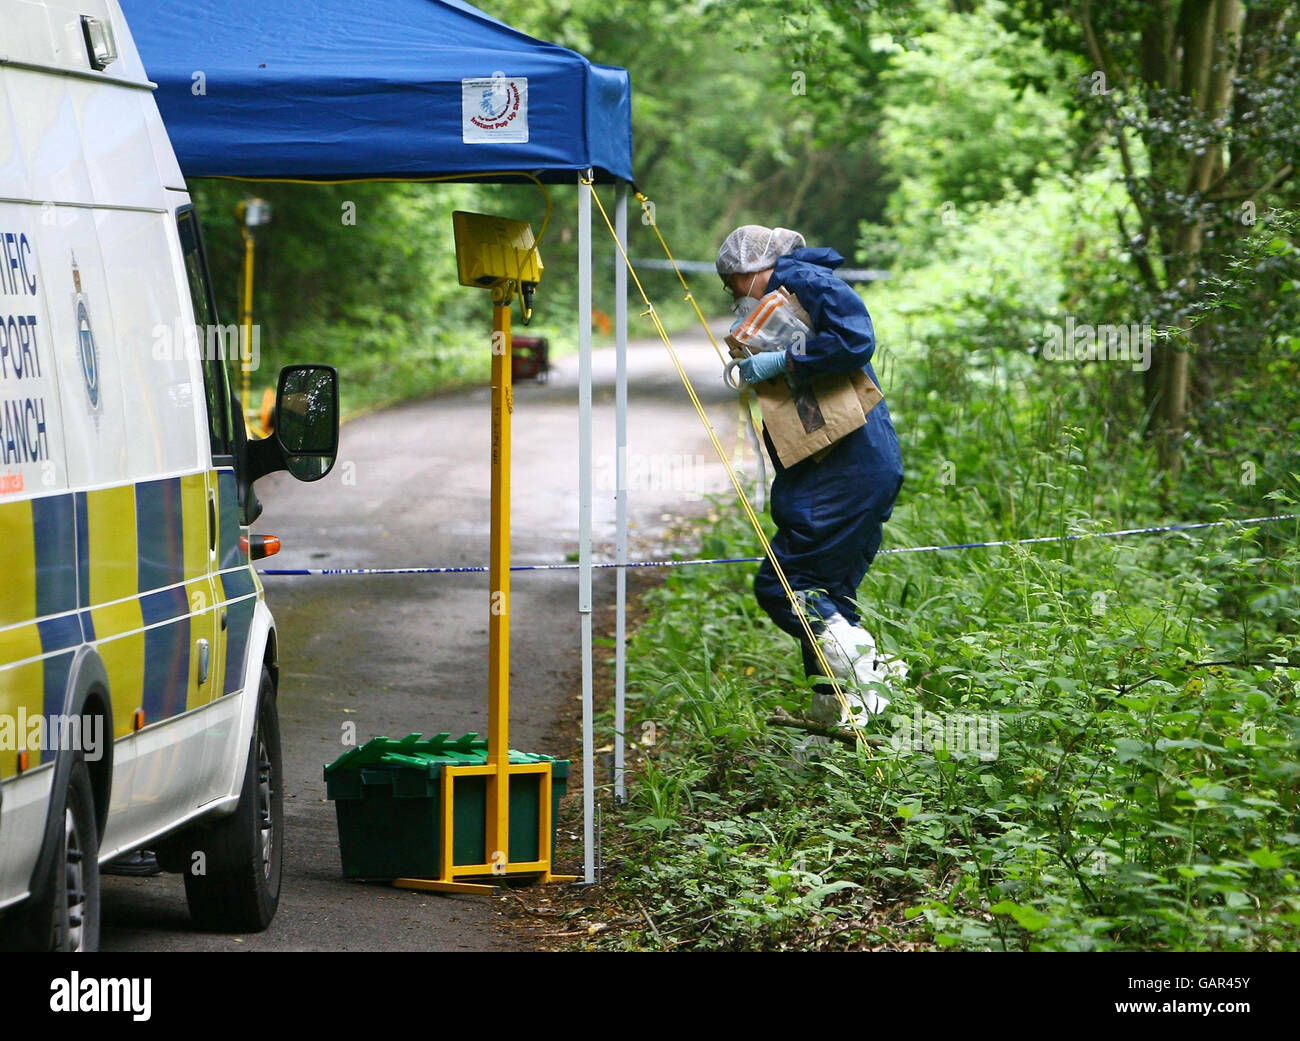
[17, 750, 29, 773]
[133, 709, 145, 731]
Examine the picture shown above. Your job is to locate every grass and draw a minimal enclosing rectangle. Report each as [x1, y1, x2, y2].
[584, 337, 1300, 952]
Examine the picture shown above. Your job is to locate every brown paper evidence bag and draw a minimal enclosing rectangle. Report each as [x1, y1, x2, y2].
[753, 369, 884, 466]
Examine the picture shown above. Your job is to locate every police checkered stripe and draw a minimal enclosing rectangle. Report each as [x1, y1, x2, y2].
[0, 469, 255, 776]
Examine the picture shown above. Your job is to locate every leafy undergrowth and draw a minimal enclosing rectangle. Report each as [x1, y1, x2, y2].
[575, 188, 1299, 952]
[588, 361, 1300, 950]
[591, 500, 1300, 951]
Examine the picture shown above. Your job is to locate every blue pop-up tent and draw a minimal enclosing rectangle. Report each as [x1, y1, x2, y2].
[120, 0, 639, 882]
[120, 0, 632, 182]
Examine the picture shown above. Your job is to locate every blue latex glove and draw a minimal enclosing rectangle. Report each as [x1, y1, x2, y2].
[738, 350, 788, 384]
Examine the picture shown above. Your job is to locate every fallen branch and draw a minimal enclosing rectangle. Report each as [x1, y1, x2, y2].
[767, 707, 889, 747]
[637, 900, 665, 946]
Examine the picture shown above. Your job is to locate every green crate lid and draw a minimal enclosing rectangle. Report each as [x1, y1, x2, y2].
[324, 732, 567, 776]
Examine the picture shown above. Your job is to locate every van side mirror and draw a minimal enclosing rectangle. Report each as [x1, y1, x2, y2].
[247, 365, 339, 485]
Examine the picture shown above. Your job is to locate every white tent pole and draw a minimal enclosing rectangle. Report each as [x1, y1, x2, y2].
[613, 181, 629, 804]
[577, 173, 595, 884]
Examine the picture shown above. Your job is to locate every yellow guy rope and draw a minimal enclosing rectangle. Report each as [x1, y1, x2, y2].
[634, 190, 764, 479]
[586, 179, 869, 747]
[633, 191, 727, 367]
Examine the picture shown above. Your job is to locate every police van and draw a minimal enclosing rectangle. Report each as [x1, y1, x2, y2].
[0, 0, 339, 950]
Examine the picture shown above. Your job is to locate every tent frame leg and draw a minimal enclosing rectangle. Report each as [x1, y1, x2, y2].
[578, 174, 596, 885]
[613, 182, 629, 805]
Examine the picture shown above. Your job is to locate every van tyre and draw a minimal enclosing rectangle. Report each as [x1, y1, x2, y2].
[184, 667, 282, 932]
[1, 752, 102, 952]
[53, 755, 100, 951]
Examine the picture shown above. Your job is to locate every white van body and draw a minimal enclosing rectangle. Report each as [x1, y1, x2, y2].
[0, 0, 336, 948]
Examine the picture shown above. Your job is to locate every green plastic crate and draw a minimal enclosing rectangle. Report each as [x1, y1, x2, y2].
[323, 732, 569, 880]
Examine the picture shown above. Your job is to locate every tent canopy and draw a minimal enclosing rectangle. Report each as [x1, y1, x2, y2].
[120, 0, 633, 183]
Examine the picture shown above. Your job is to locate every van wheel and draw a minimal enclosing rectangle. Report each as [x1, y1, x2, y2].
[7, 754, 102, 952]
[53, 755, 100, 951]
[0, 752, 101, 952]
[184, 667, 283, 932]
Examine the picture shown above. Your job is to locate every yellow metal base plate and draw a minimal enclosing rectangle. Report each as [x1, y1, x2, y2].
[393, 877, 497, 896]
[393, 872, 581, 896]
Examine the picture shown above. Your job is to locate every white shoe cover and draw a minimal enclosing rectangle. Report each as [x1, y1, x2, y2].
[813, 616, 903, 722]
[813, 615, 859, 681]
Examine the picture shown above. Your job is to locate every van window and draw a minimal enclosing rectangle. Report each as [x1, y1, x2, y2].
[177, 207, 232, 461]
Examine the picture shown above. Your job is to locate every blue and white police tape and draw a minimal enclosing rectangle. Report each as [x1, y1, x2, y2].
[259, 511, 1298, 577]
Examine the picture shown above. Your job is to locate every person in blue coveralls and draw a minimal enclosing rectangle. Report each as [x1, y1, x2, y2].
[717, 225, 906, 728]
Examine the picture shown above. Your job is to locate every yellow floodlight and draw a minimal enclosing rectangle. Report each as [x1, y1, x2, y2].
[452, 210, 543, 291]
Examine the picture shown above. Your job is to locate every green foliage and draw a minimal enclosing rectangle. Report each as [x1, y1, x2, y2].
[873, 3, 1076, 227]
[487, 0, 894, 277]
[597, 395, 1300, 950]
[191, 179, 498, 415]
[593, 208, 1299, 946]
[179, 0, 1295, 458]
[862, 170, 1125, 355]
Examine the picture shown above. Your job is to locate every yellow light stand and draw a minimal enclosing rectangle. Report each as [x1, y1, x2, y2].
[236, 197, 272, 438]
[394, 214, 573, 895]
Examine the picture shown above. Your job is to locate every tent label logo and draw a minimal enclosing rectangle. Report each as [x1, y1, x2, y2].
[463, 75, 528, 143]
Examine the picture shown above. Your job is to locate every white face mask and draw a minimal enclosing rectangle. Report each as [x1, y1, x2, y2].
[730, 269, 764, 316]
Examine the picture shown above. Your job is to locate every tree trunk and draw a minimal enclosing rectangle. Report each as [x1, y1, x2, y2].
[1149, 0, 1243, 481]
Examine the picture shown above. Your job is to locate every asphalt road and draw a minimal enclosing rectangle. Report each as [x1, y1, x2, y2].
[100, 320, 746, 951]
